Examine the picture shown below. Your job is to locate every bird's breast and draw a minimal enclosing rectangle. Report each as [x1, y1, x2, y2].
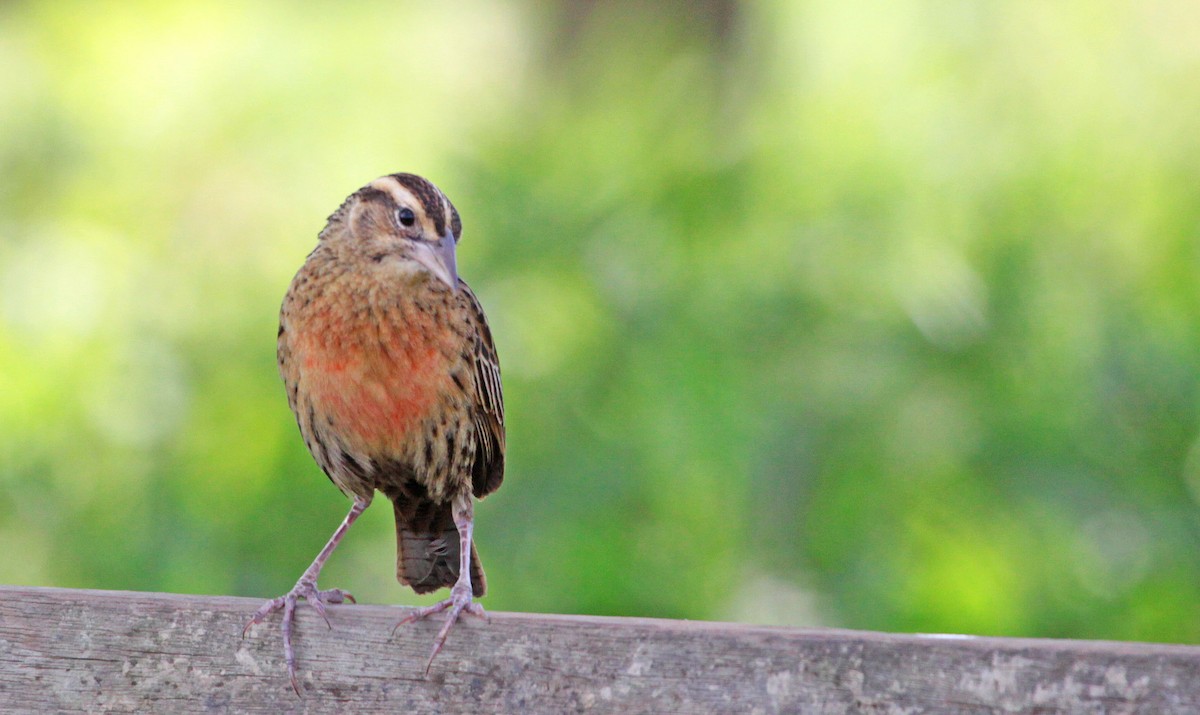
[291, 285, 468, 455]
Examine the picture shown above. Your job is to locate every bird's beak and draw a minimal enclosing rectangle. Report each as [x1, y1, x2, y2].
[409, 230, 459, 291]
[435, 229, 459, 292]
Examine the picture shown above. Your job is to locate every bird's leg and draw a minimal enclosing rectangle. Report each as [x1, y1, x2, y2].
[393, 492, 485, 673]
[243, 494, 371, 694]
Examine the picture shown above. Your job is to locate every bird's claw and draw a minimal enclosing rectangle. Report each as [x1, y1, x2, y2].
[242, 580, 355, 695]
[393, 583, 485, 674]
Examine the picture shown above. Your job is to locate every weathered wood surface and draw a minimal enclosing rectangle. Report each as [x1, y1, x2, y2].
[0, 586, 1197, 714]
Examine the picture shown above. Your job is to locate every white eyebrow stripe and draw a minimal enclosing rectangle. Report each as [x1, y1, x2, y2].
[369, 177, 420, 210]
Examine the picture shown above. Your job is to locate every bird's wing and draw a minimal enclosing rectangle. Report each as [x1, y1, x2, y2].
[460, 280, 505, 497]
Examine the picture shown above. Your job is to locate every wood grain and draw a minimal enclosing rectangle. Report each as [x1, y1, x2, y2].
[0, 586, 1197, 713]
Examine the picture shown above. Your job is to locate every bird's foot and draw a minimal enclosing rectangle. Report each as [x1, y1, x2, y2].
[393, 581, 485, 673]
[242, 579, 356, 695]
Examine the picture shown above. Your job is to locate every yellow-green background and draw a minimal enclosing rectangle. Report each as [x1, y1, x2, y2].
[2, 1, 1199, 643]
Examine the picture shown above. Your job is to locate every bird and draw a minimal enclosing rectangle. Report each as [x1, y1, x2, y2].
[243, 173, 505, 693]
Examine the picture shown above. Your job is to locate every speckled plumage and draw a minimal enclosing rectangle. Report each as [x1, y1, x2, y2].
[246, 173, 504, 692]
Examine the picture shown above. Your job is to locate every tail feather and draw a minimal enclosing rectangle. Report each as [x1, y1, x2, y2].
[394, 499, 485, 597]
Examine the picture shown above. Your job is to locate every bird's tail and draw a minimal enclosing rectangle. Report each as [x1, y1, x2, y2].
[394, 499, 485, 597]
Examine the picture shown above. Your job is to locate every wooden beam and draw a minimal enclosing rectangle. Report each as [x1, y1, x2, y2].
[0, 586, 1197, 713]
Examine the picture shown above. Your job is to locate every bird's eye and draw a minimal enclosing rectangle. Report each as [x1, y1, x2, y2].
[396, 207, 416, 227]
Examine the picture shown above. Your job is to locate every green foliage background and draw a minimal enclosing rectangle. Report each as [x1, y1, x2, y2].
[2, 1, 1199, 643]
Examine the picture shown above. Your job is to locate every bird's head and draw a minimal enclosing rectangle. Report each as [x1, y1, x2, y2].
[320, 173, 462, 292]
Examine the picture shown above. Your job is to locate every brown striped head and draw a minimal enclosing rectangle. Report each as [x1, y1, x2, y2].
[319, 173, 463, 291]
